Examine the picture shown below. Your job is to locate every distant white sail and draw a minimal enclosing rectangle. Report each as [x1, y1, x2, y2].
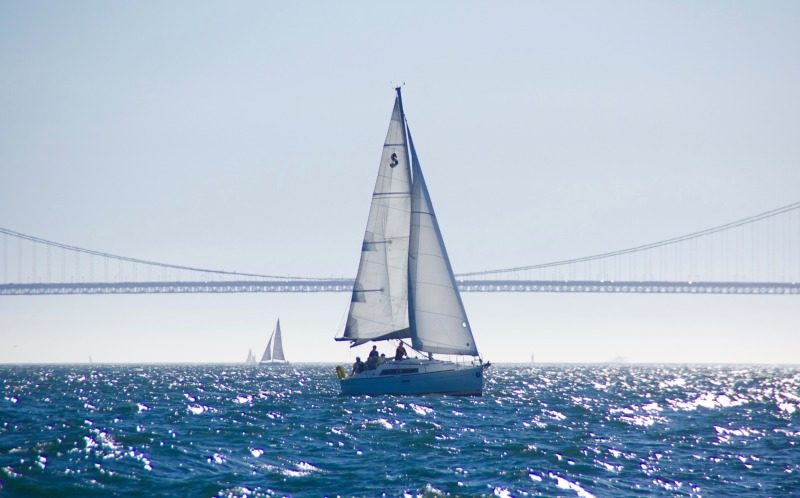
[407, 129, 478, 356]
[272, 319, 286, 361]
[339, 95, 412, 345]
[260, 319, 288, 364]
[260, 334, 273, 362]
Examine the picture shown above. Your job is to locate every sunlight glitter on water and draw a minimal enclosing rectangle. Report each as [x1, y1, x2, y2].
[1, 364, 799, 496]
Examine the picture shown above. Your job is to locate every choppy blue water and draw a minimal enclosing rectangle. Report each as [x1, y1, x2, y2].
[1, 364, 798, 497]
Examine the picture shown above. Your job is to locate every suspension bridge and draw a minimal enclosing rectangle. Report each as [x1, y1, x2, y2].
[2, 202, 799, 296]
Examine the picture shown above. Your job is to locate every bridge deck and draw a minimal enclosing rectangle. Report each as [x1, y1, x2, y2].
[1, 280, 797, 295]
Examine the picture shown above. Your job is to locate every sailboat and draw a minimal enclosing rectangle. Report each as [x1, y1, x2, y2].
[260, 319, 289, 365]
[335, 88, 488, 396]
[245, 348, 257, 365]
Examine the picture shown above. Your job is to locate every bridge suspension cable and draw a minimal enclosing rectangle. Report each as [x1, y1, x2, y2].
[456, 200, 800, 277]
[2, 199, 798, 294]
[0, 227, 324, 281]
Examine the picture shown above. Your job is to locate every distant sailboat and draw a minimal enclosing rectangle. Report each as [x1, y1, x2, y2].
[260, 319, 288, 365]
[245, 348, 257, 365]
[335, 88, 488, 396]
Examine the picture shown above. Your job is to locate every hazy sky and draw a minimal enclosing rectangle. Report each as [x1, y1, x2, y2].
[1, 1, 798, 364]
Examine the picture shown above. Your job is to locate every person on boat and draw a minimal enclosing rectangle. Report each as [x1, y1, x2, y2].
[378, 353, 387, 366]
[352, 357, 365, 375]
[367, 345, 378, 363]
[395, 342, 408, 361]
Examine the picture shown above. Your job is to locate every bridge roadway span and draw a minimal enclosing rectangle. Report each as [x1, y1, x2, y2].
[2, 280, 798, 295]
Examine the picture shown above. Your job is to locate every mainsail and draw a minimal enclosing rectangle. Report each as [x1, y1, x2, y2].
[407, 128, 479, 356]
[339, 91, 412, 345]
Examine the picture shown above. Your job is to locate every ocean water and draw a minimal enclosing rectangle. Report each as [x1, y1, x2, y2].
[1, 364, 798, 497]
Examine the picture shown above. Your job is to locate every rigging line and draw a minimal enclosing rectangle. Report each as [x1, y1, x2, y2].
[0, 227, 329, 281]
[457, 200, 800, 277]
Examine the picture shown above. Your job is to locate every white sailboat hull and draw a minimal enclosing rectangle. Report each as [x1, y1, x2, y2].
[259, 360, 290, 366]
[340, 358, 483, 396]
